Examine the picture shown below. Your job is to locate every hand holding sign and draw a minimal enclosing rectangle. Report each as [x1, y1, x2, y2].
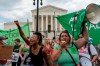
[8, 52, 19, 62]
[0, 46, 14, 60]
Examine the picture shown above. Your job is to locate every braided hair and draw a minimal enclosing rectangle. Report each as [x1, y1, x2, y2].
[33, 32, 42, 45]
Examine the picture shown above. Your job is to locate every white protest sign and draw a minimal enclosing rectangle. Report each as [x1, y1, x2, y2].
[8, 52, 19, 62]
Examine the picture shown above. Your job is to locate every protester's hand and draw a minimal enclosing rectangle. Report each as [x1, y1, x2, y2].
[77, 64, 81, 66]
[21, 57, 24, 61]
[14, 20, 19, 26]
[60, 41, 67, 49]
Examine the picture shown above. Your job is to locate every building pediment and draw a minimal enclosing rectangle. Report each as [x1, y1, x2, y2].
[31, 5, 67, 15]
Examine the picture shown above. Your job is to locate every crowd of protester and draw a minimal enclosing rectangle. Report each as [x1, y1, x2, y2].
[0, 20, 100, 66]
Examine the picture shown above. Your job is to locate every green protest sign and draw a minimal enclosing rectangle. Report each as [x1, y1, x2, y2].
[86, 22, 100, 46]
[0, 23, 30, 45]
[57, 9, 100, 46]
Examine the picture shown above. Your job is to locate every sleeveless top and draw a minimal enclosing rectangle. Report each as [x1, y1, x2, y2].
[29, 46, 44, 66]
[13, 45, 21, 53]
[23, 45, 29, 52]
[23, 47, 29, 52]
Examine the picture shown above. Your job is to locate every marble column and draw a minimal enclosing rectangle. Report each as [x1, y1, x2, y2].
[32, 15, 35, 31]
[46, 15, 48, 31]
[55, 16, 57, 31]
[60, 24, 62, 31]
[41, 15, 43, 31]
[51, 15, 53, 31]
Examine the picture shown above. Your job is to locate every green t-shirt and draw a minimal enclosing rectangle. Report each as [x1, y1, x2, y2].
[23, 47, 29, 52]
[54, 44, 79, 66]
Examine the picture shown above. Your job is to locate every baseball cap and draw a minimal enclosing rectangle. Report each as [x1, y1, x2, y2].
[0, 36, 8, 40]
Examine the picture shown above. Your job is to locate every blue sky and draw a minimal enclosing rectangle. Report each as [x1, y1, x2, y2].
[0, 0, 100, 29]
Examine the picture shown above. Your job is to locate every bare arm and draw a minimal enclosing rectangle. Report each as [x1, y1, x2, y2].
[19, 45, 24, 61]
[76, 23, 89, 48]
[92, 55, 98, 63]
[42, 47, 53, 66]
[14, 20, 30, 45]
[51, 41, 66, 61]
[51, 48, 63, 61]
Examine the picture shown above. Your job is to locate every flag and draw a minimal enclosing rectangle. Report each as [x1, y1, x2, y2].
[57, 9, 100, 46]
[56, 9, 86, 39]
[0, 23, 30, 45]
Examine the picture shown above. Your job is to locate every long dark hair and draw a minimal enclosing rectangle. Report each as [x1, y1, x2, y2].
[33, 32, 42, 45]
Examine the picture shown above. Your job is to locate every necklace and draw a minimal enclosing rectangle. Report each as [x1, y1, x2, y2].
[32, 45, 40, 55]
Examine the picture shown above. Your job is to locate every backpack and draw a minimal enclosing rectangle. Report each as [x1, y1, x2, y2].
[88, 44, 91, 56]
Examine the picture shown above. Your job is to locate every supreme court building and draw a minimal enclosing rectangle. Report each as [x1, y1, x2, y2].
[31, 5, 67, 38]
[4, 5, 67, 39]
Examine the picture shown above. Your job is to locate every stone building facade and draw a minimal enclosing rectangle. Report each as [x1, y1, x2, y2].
[4, 5, 67, 39]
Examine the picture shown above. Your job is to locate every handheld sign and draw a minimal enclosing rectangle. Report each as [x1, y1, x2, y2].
[0, 45, 14, 60]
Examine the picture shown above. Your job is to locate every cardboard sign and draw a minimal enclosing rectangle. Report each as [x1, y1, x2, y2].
[8, 52, 19, 62]
[0, 45, 14, 60]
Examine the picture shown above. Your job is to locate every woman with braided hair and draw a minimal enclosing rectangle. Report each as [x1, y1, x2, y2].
[14, 20, 52, 66]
